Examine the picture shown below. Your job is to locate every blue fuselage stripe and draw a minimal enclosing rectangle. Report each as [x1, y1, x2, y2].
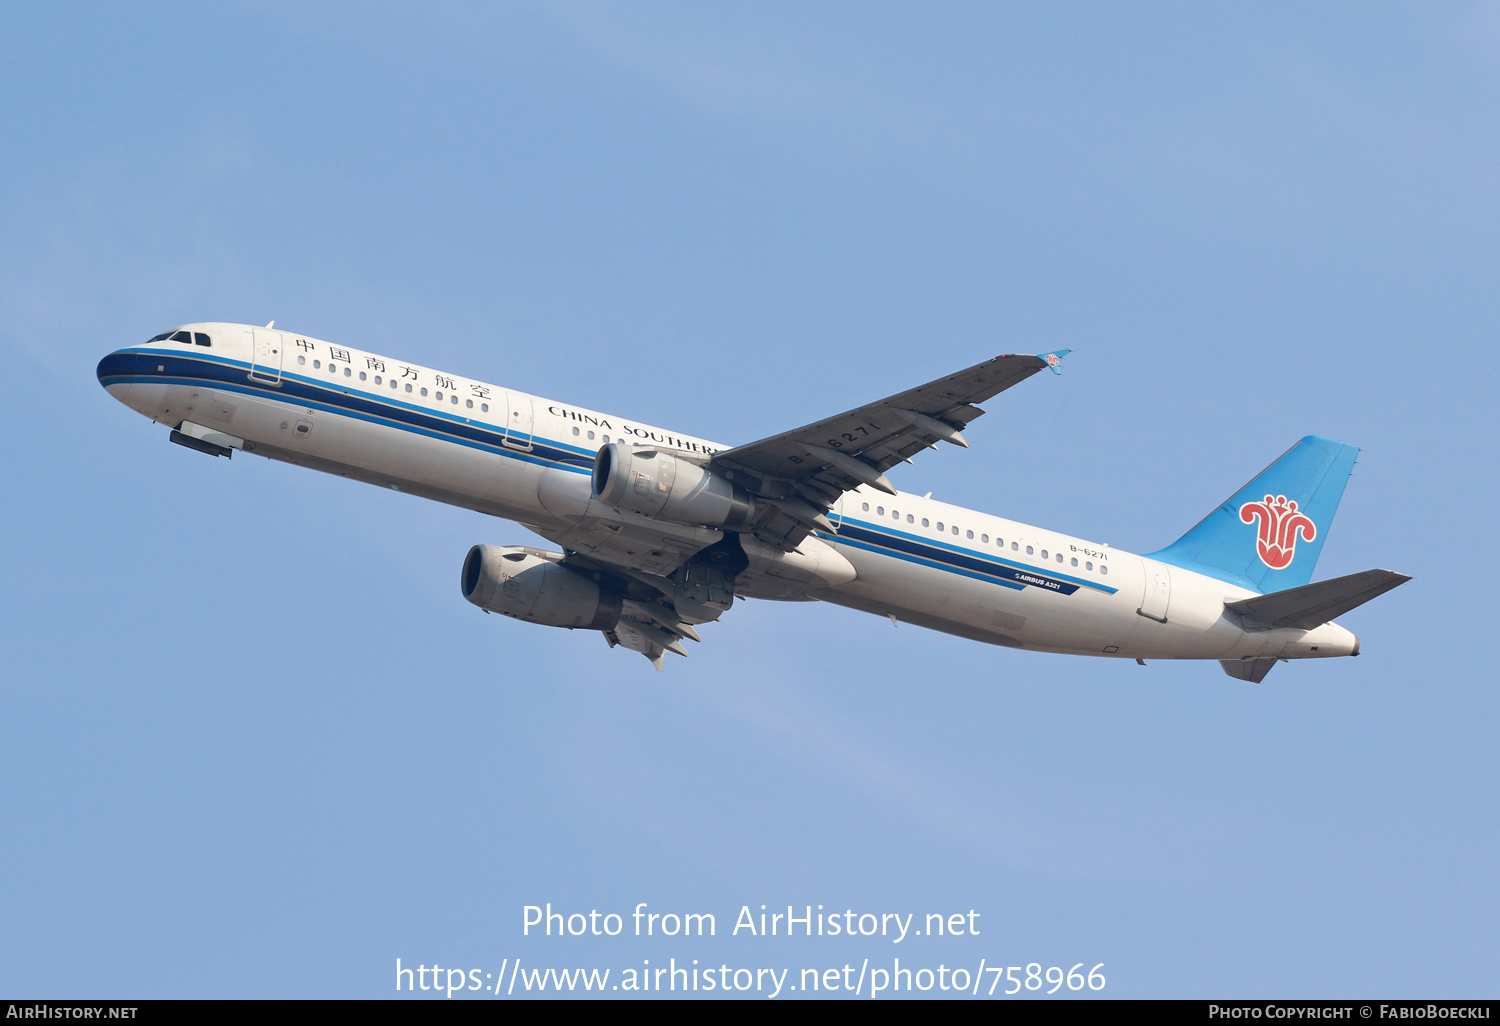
[830, 533, 1028, 590]
[829, 521, 1115, 596]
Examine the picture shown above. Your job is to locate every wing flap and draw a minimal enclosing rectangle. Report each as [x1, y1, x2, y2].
[1226, 569, 1411, 630]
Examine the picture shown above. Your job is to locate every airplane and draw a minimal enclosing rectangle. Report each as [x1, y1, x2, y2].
[97, 323, 1409, 679]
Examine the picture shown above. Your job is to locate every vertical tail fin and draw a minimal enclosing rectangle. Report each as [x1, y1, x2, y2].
[1147, 436, 1359, 593]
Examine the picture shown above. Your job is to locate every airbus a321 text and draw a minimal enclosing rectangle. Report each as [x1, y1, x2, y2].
[98, 324, 1408, 679]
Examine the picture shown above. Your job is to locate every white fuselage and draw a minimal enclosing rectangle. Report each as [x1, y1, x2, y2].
[98, 323, 1358, 664]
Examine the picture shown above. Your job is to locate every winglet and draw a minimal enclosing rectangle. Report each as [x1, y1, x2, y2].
[1038, 349, 1070, 375]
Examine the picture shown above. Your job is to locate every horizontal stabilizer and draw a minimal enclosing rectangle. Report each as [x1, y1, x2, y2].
[1226, 569, 1411, 630]
[1221, 657, 1277, 683]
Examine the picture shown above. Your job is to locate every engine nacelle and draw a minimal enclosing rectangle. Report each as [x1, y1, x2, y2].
[591, 442, 756, 530]
[461, 545, 621, 630]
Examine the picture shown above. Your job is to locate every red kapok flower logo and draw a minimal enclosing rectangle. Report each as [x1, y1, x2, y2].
[1239, 494, 1317, 570]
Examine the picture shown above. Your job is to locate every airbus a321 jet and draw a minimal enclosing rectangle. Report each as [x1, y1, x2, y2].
[98, 324, 1408, 679]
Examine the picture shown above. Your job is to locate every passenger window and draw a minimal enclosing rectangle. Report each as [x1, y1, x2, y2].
[951, 526, 959, 535]
[966, 530, 974, 539]
[588, 431, 596, 440]
[344, 367, 351, 377]
[1086, 561, 1093, 571]
[297, 356, 305, 365]
[877, 507, 885, 516]
[481, 403, 489, 413]
[313, 360, 321, 369]
[169, 330, 191, 343]
[996, 538, 1004, 547]
[981, 534, 988, 543]
[420, 387, 428, 397]
[467, 400, 474, 409]
[1026, 545, 1034, 555]
[1101, 565, 1108, 575]
[375, 375, 382, 384]
[435, 391, 443, 400]
[603, 435, 610, 443]
[450, 395, 458, 405]
[359, 371, 366, 380]
[921, 518, 929, 527]
[1011, 542, 1019, 551]
[405, 383, 412, 392]
[906, 514, 914, 523]
[1042, 550, 1049, 559]
[193, 332, 211, 346]
[1071, 557, 1078, 566]
[572, 426, 580, 435]
[937, 522, 944, 531]
[891, 509, 899, 519]
[390, 380, 397, 389]
[1056, 553, 1063, 563]
[862, 503, 869, 512]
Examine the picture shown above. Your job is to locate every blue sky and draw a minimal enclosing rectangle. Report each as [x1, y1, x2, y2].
[1, 1, 1496, 998]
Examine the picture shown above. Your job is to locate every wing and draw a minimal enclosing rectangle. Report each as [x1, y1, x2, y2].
[525, 349, 1071, 667]
[711, 350, 1069, 548]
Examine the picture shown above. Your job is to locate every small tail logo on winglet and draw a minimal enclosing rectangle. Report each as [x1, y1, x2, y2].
[1037, 349, 1070, 375]
[1240, 495, 1317, 570]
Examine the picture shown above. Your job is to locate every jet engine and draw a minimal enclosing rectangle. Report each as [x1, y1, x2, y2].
[591, 442, 756, 530]
[461, 545, 620, 630]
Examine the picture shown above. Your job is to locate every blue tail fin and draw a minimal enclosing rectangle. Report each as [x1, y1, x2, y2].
[1146, 436, 1359, 593]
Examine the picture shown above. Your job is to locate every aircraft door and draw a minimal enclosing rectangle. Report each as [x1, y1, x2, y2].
[503, 392, 534, 451]
[1138, 558, 1172, 623]
[249, 328, 284, 385]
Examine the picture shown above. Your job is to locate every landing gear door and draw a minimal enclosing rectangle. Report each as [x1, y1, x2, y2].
[250, 328, 284, 385]
[503, 392, 534, 451]
[1138, 559, 1172, 623]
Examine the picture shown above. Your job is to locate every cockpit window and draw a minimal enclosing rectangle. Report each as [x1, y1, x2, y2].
[147, 329, 211, 345]
[152, 329, 211, 346]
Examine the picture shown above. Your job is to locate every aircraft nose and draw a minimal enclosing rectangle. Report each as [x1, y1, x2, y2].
[96, 349, 138, 387]
[96, 349, 141, 404]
